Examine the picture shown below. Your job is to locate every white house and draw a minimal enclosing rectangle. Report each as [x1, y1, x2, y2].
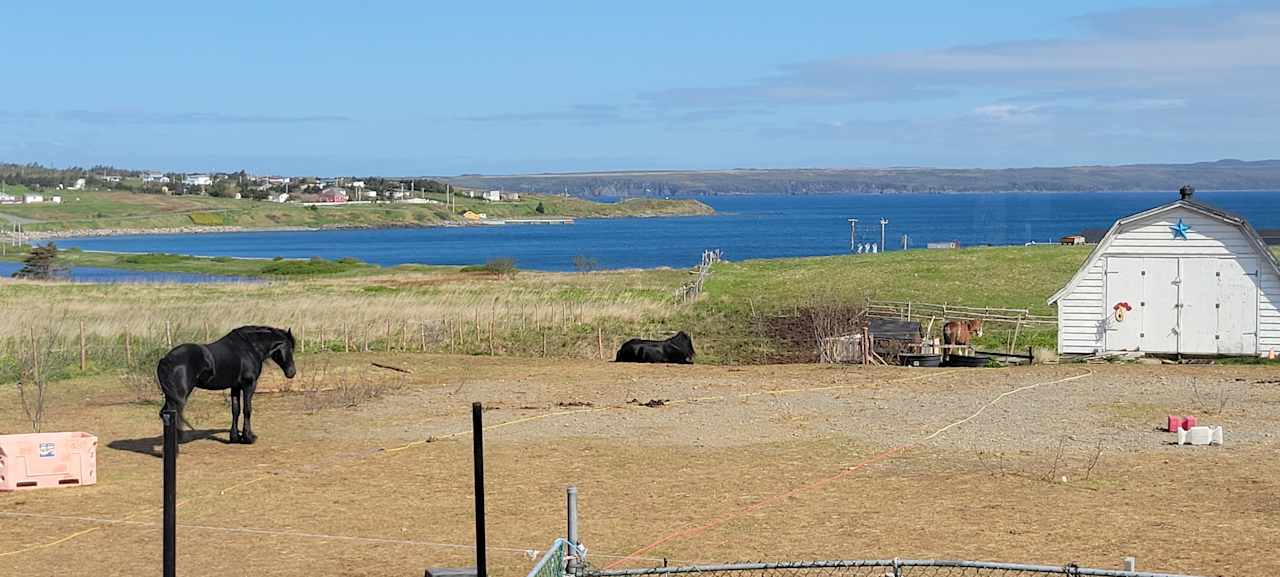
[50, 196, 62, 204]
[0, 193, 16, 204]
[70, 178, 86, 190]
[23, 194, 44, 203]
[143, 173, 170, 184]
[482, 190, 502, 202]
[184, 174, 213, 187]
[1048, 187, 1280, 357]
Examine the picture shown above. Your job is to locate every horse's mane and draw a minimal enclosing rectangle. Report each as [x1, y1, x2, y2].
[229, 325, 293, 347]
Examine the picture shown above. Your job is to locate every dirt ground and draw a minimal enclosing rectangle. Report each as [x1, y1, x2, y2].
[2, 356, 1277, 577]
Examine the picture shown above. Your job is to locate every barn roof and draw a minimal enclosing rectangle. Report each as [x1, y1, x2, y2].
[1048, 198, 1280, 305]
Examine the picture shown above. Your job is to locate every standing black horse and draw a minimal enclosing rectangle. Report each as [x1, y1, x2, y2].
[157, 326, 297, 444]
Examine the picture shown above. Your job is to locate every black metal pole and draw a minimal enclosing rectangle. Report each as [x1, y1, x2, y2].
[472, 402, 487, 577]
[161, 408, 178, 577]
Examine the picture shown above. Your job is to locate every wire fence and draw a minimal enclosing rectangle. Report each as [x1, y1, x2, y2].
[574, 559, 1208, 577]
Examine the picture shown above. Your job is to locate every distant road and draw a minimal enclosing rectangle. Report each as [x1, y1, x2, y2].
[0, 212, 40, 225]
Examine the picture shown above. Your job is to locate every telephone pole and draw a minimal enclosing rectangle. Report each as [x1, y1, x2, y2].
[847, 219, 858, 252]
[879, 218, 889, 252]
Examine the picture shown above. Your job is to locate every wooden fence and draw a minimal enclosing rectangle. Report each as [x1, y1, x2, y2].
[864, 299, 1057, 354]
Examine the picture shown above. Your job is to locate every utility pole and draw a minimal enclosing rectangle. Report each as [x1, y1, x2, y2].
[879, 218, 889, 252]
[901, 234, 909, 251]
[847, 219, 858, 252]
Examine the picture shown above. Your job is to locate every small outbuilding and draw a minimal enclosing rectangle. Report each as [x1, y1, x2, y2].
[1049, 187, 1280, 357]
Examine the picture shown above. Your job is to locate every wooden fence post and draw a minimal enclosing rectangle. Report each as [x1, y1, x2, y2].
[203, 321, 210, 342]
[597, 326, 603, 359]
[1009, 320, 1022, 354]
[488, 318, 495, 356]
[125, 330, 133, 366]
[165, 321, 173, 348]
[79, 321, 86, 371]
[420, 321, 427, 352]
[542, 330, 548, 358]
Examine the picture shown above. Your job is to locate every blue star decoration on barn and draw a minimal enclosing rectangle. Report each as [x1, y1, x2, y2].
[1170, 218, 1191, 239]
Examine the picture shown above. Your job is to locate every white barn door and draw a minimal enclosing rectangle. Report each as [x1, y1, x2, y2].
[1179, 259, 1219, 353]
[1142, 258, 1180, 353]
[1104, 257, 1143, 351]
[1217, 258, 1259, 354]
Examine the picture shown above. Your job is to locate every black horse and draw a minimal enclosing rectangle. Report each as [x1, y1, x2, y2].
[615, 331, 695, 364]
[156, 325, 297, 444]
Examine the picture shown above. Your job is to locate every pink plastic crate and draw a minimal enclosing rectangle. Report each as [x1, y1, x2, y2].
[1167, 415, 1183, 432]
[1182, 415, 1197, 430]
[0, 432, 97, 491]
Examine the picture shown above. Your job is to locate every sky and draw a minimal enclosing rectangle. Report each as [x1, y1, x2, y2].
[2, 0, 1278, 175]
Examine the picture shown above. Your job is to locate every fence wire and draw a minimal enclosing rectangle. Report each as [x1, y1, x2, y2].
[575, 559, 1208, 577]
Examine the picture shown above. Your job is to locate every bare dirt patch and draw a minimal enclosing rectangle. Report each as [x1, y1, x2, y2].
[2, 357, 1277, 577]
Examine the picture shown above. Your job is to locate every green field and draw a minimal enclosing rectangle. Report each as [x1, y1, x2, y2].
[0, 245, 1100, 385]
[0, 189, 713, 233]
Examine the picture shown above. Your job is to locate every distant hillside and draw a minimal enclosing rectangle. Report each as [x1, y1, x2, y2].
[439, 159, 1280, 197]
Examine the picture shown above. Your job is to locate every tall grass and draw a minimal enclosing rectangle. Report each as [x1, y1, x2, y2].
[1, 246, 1089, 376]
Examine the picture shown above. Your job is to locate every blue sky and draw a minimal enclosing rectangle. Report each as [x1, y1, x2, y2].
[3, 1, 1277, 175]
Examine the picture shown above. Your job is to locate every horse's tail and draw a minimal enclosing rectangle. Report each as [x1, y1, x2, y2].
[156, 353, 197, 432]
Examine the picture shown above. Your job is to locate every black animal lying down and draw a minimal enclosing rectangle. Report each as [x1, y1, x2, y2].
[615, 331, 695, 364]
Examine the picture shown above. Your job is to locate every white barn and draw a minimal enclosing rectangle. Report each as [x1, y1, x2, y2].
[1049, 188, 1280, 357]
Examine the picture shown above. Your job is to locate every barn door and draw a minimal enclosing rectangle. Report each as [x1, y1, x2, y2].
[1105, 257, 1143, 351]
[1179, 259, 1219, 354]
[1142, 258, 1181, 353]
[1217, 258, 1259, 354]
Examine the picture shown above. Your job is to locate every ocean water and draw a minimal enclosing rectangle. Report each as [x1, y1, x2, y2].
[55, 191, 1280, 273]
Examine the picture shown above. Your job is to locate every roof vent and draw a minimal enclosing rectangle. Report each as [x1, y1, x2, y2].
[1180, 185, 1195, 200]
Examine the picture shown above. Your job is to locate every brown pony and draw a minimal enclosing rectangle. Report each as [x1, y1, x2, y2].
[942, 319, 984, 353]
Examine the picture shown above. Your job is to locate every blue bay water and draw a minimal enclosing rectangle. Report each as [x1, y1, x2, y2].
[0, 261, 258, 284]
[56, 191, 1280, 273]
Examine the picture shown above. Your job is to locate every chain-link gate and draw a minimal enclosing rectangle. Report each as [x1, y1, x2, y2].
[580, 560, 1209, 577]
[527, 552, 1210, 577]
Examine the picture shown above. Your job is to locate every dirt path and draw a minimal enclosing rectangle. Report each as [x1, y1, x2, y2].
[1, 357, 1276, 577]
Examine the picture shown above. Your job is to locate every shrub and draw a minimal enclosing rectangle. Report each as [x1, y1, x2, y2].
[116, 253, 186, 265]
[572, 255, 598, 273]
[188, 212, 226, 226]
[261, 257, 370, 276]
[462, 257, 517, 277]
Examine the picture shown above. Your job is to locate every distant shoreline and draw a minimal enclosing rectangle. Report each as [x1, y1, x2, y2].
[12, 212, 691, 241]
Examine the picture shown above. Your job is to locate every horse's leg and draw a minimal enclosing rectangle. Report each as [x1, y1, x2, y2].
[240, 384, 258, 444]
[229, 386, 242, 443]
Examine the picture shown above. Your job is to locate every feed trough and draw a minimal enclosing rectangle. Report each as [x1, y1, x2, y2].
[899, 353, 942, 367]
[942, 354, 991, 368]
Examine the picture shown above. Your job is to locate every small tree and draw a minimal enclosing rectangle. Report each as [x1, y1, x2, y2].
[572, 255, 598, 273]
[535, 201, 546, 214]
[12, 243, 66, 280]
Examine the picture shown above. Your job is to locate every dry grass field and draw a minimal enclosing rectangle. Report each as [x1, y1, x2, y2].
[2, 355, 1277, 577]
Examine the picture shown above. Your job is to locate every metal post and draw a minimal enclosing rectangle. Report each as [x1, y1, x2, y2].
[847, 219, 858, 252]
[567, 486, 580, 573]
[1123, 557, 1136, 572]
[472, 402, 487, 577]
[161, 409, 178, 577]
[879, 218, 889, 251]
